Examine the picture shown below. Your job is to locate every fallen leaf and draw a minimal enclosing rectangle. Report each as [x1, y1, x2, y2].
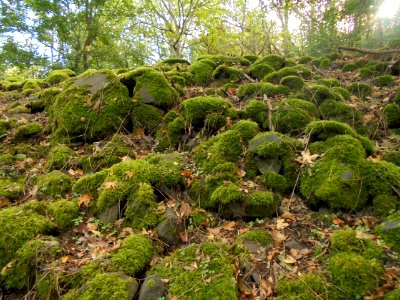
[332, 218, 344, 225]
[238, 169, 246, 178]
[110, 242, 122, 252]
[296, 150, 319, 167]
[276, 218, 289, 230]
[0, 198, 10, 208]
[121, 156, 132, 162]
[61, 256, 70, 263]
[125, 171, 133, 178]
[283, 255, 297, 264]
[222, 221, 236, 231]
[103, 181, 118, 189]
[367, 156, 381, 163]
[259, 278, 273, 297]
[179, 202, 191, 219]
[226, 116, 234, 126]
[133, 128, 144, 139]
[75, 222, 89, 235]
[119, 227, 134, 238]
[179, 231, 189, 242]
[78, 194, 92, 207]
[208, 228, 220, 235]
[68, 168, 85, 176]
[181, 169, 192, 178]
[87, 223, 99, 232]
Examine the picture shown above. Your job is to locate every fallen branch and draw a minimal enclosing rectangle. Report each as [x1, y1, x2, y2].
[338, 46, 400, 55]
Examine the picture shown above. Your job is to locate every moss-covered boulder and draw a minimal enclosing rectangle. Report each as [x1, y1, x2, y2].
[244, 99, 269, 129]
[51, 70, 132, 142]
[348, 82, 372, 99]
[383, 103, 400, 128]
[111, 234, 154, 276]
[279, 75, 304, 91]
[264, 65, 312, 84]
[45, 144, 76, 171]
[37, 170, 72, 197]
[328, 252, 383, 299]
[276, 273, 327, 300]
[212, 65, 244, 82]
[374, 75, 394, 87]
[235, 229, 273, 254]
[298, 84, 336, 104]
[188, 59, 217, 84]
[131, 103, 164, 134]
[253, 54, 285, 71]
[319, 99, 363, 128]
[237, 82, 290, 99]
[47, 69, 75, 85]
[0, 177, 25, 199]
[342, 63, 358, 72]
[248, 63, 275, 79]
[47, 199, 80, 231]
[148, 242, 238, 299]
[376, 211, 400, 252]
[14, 122, 43, 140]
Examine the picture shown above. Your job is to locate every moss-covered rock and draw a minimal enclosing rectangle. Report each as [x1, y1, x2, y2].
[244, 99, 269, 129]
[264, 65, 312, 84]
[131, 103, 164, 134]
[161, 58, 191, 65]
[0, 177, 25, 199]
[253, 55, 285, 71]
[320, 99, 363, 128]
[188, 59, 217, 84]
[0, 203, 55, 268]
[374, 75, 394, 87]
[259, 172, 288, 193]
[149, 242, 238, 299]
[45, 144, 75, 171]
[47, 69, 75, 85]
[376, 211, 400, 252]
[382, 150, 400, 166]
[373, 194, 398, 218]
[383, 103, 400, 128]
[7, 105, 30, 114]
[47, 199, 80, 231]
[331, 86, 351, 101]
[342, 63, 358, 72]
[317, 78, 340, 88]
[359, 67, 375, 79]
[328, 252, 383, 299]
[37, 170, 72, 197]
[280, 75, 304, 91]
[348, 82, 372, 99]
[51, 70, 132, 142]
[111, 234, 154, 276]
[238, 82, 290, 99]
[14, 122, 42, 139]
[299, 84, 336, 104]
[212, 65, 244, 82]
[248, 63, 275, 79]
[230, 120, 259, 143]
[276, 273, 327, 300]
[384, 288, 400, 299]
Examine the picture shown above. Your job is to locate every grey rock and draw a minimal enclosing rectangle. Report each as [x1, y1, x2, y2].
[255, 157, 282, 174]
[138, 85, 154, 104]
[75, 73, 109, 94]
[242, 239, 263, 253]
[284, 239, 306, 250]
[380, 220, 400, 231]
[138, 275, 165, 300]
[98, 204, 120, 224]
[120, 274, 139, 300]
[248, 134, 281, 152]
[341, 171, 353, 181]
[156, 208, 182, 246]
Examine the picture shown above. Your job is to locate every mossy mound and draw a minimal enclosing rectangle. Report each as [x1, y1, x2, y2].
[376, 211, 400, 252]
[0, 203, 55, 268]
[382, 150, 400, 166]
[244, 99, 269, 129]
[188, 59, 217, 84]
[253, 54, 285, 71]
[328, 252, 384, 299]
[1, 236, 62, 290]
[383, 103, 400, 128]
[317, 78, 340, 88]
[197, 55, 250, 66]
[331, 86, 351, 101]
[237, 82, 290, 99]
[319, 99, 363, 128]
[51, 70, 132, 142]
[229, 119, 259, 143]
[264, 65, 312, 84]
[298, 84, 336, 104]
[276, 273, 327, 300]
[374, 75, 394, 87]
[280, 75, 304, 91]
[248, 63, 275, 79]
[272, 99, 319, 135]
[47, 69, 75, 85]
[155, 116, 186, 150]
[47, 199, 80, 231]
[78, 134, 136, 173]
[131, 103, 164, 134]
[0, 177, 25, 199]
[161, 58, 191, 65]
[37, 170, 72, 197]
[119, 67, 178, 110]
[212, 65, 245, 82]
[348, 82, 372, 99]
[110, 234, 154, 276]
[14, 122, 43, 140]
[259, 172, 288, 193]
[149, 242, 238, 299]
[45, 144, 76, 171]
[342, 63, 359, 72]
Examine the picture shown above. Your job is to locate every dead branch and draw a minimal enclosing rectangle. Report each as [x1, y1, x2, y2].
[338, 46, 400, 55]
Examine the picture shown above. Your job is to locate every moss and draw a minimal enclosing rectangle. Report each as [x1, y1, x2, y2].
[331, 86, 351, 101]
[22, 79, 41, 91]
[244, 55, 259, 63]
[317, 78, 340, 88]
[0, 204, 54, 268]
[300, 84, 336, 104]
[68, 273, 137, 300]
[394, 88, 400, 104]
[212, 65, 244, 82]
[254, 55, 285, 71]
[181, 96, 232, 128]
[7, 105, 30, 114]
[210, 181, 242, 207]
[330, 228, 384, 260]
[204, 113, 227, 132]
[366, 62, 388, 74]
[0, 177, 25, 199]
[229, 120, 259, 143]
[47, 69, 75, 85]
[320, 99, 363, 128]
[37, 170, 72, 197]
[72, 169, 109, 198]
[276, 273, 327, 300]
[373, 194, 398, 219]
[359, 67, 375, 79]
[52, 70, 132, 142]
[248, 63, 275, 79]
[161, 58, 191, 65]
[149, 242, 238, 300]
[376, 211, 400, 252]
[236, 229, 273, 247]
[364, 160, 400, 199]
[244, 99, 269, 129]
[45, 144, 75, 171]
[328, 252, 383, 299]
[259, 172, 288, 193]
[374, 75, 394, 87]
[156, 116, 186, 150]
[131, 103, 164, 134]
[348, 82, 372, 99]
[384, 289, 400, 299]
[14, 122, 42, 139]
[125, 183, 158, 229]
[47, 199, 80, 231]
[383, 103, 400, 128]
[245, 191, 280, 217]
[382, 150, 400, 166]
[188, 59, 217, 84]
[110, 234, 154, 276]
[145, 153, 185, 188]
[280, 75, 304, 91]
[318, 58, 331, 69]
[197, 55, 250, 66]
[1, 236, 61, 290]
[237, 82, 290, 99]
[0, 119, 11, 138]
[342, 63, 358, 72]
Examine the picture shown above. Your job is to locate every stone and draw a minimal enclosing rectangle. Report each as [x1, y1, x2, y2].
[121, 275, 139, 300]
[138, 275, 166, 300]
[248, 133, 281, 152]
[156, 208, 182, 246]
[75, 73, 109, 94]
[284, 239, 307, 250]
[98, 204, 120, 224]
[242, 239, 264, 253]
[255, 157, 282, 174]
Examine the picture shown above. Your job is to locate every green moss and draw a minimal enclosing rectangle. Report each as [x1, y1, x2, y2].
[204, 113, 227, 132]
[366, 62, 388, 74]
[145, 153, 185, 188]
[276, 273, 327, 300]
[111, 234, 154, 276]
[212, 65, 244, 82]
[161, 58, 191, 65]
[394, 88, 400, 104]
[384, 289, 400, 299]
[331, 86, 351, 101]
[254, 55, 285, 71]
[300, 84, 335, 104]
[364, 160, 400, 199]
[131, 103, 164, 134]
[244, 99, 269, 129]
[46, 144, 75, 171]
[374, 75, 394, 87]
[47, 199, 80, 231]
[0, 119, 11, 138]
[248, 63, 275, 79]
[318, 58, 331, 70]
[328, 252, 383, 299]
[280, 75, 304, 91]
[259, 172, 288, 193]
[317, 78, 340, 88]
[181, 96, 232, 128]
[359, 67, 375, 79]
[383, 103, 400, 128]
[320, 99, 363, 127]
[1, 236, 61, 290]
[149, 242, 238, 300]
[47, 69, 75, 85]
[14, 122, 42, 139]
[376, 211, 400, 252]
[237, 82, 290, 99]
[210, 181, 242, 206]
[348, 82, 372, 99]
[37, 170, 72, 197]
[229, 120, 259, 143]
[236, 229, 272, 247]
[197, 55, 250, 66]
[0, 204, 54, 268]
[188, 59, 217, 84]
[125, 183, 158, 229]
[264, 65, 312, 84]
[22, 79, 41, 91]
[382, 150, 400, 166]
[373, 194, 398, 219]
[7, 105, 30, 114]
[72, 169, 109, 198]
[0, 177, 25, 199]
[244, 55, 259, 63]
[342, 63, 358, 72]
[156, 116, 186, 150]
[245, 191, 280, 217]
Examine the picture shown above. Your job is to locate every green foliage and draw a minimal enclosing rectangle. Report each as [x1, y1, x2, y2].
[374, 75, 394, 87]
[37, 170, 72, 197]
[319, 99, 363, 128]
[14, 122, 42, 139]
[47, 199, 80, 231]
[188, 59, 217, 84]
[383, 103, 400, 128]
[348, 82, 372, 99]
[277, 273, 327, 300]
[45, 144, 75, 171]
[0, 177, 25, 199]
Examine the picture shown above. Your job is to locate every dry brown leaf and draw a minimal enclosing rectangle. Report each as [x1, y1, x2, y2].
[296, 150, 319, 167]
[208, 228, 220, 235]
[60, 256, 70, 263]
[125, 171, 133, 178]
[332, 218, 344, 225]
[0, 198, 10, 208]
[87, 223, 99, 232]
[179, 231, 189, 243]
[119, 227, 134, 238]
[133, 128, 144, 139]
[276, 218, 289, 230]
[226, 117, 234, 126]
[222, 221, 236, 231]
[103, 181, 118, 189]
[179, 202, 191, 219]
[238, 169, 246, 178]
[283, 255, 297, 264]
[78, 194, 92, 207]
[68, 168, 85, 176]
[367, 156, 381, 163]
[259, 278, 273, 297]
[181, 169, 193, 178]
[110, 242, 122, 252]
